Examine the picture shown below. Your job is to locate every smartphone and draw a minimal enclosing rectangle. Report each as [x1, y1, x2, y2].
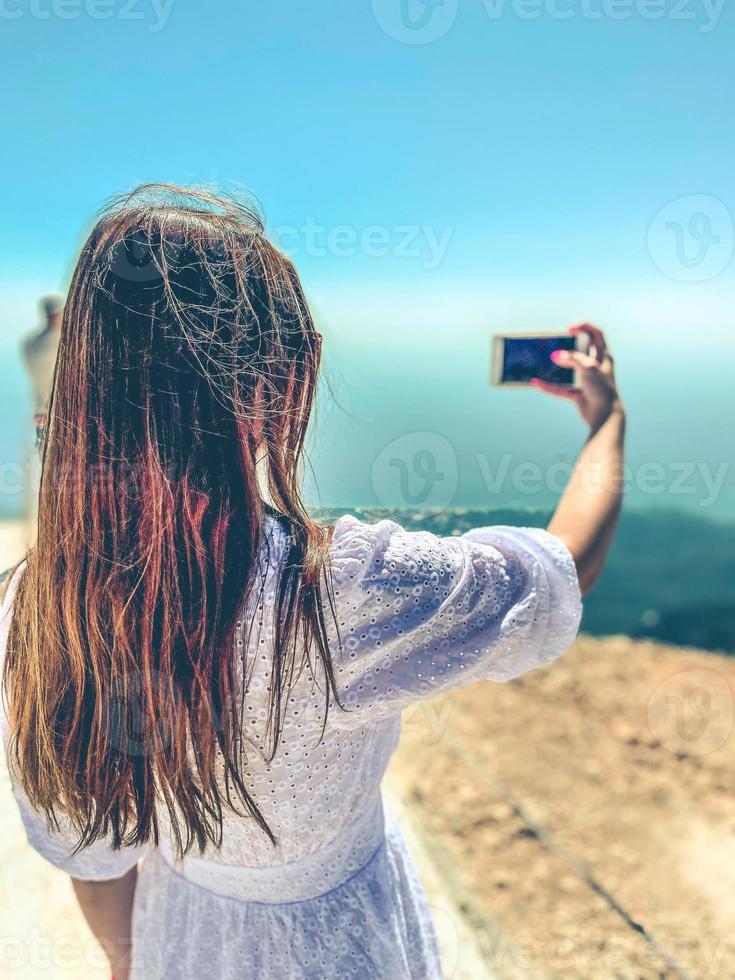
[491, 332, 590, 388]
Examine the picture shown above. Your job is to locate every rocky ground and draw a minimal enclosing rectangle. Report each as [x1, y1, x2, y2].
[388, 635, 735, 979]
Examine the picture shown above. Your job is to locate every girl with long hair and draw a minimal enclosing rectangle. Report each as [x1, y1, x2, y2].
[1, 185, 625, 979]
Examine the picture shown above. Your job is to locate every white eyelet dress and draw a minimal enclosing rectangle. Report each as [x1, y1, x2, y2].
[0, 515, 581, 980]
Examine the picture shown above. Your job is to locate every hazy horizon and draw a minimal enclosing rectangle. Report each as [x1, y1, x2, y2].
[1, 293, 732, 523]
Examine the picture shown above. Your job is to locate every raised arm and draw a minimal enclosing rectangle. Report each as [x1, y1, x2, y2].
[533, 324, 626, 595]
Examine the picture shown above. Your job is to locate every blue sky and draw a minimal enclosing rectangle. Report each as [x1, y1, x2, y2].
[0, 0, 733, 518]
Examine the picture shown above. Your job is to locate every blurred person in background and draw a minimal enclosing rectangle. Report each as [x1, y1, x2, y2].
[20, 293, 65, 539]
[0, 185, 624, 980]
[22, 293, 65, 437]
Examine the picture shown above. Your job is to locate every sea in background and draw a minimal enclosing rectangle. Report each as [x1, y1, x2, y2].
[2, 321, 734, 516]
[1, 311, 733, 655]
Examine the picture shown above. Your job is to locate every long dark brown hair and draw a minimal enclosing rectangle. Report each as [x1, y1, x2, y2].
[3, 184, 340, 856]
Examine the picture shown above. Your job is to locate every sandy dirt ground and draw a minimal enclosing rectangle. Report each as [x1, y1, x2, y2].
[2, 521, 733, 978]
[388, 636, 735, 979]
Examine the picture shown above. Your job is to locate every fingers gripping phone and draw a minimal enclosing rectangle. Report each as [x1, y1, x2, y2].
[491, 332, 590, 388]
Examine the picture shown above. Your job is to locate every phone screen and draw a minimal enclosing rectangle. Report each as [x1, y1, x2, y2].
[501, 335, 576, 385]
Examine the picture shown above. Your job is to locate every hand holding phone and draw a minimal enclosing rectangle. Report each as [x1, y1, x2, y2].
[492, 324, 622, 433]
[491, 331, 590, 388]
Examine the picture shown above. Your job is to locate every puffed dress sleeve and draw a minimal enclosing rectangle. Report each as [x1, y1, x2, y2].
[327, 516, 582, 728]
